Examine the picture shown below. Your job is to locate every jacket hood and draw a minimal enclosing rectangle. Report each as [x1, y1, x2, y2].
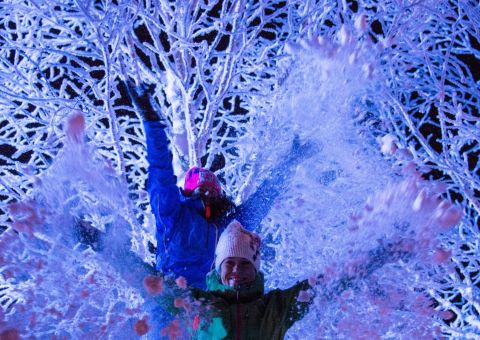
[205, 270, 264, 304]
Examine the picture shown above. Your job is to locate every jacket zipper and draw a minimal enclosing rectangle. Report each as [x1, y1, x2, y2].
[205, 222, 210, 247]
[236, 290, 241, 340]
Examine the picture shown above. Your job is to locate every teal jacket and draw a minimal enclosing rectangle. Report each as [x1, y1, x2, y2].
[178, 271, 313, 340]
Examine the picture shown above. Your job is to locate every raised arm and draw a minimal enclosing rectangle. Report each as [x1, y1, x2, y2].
[267, 278, 315, 332]
[266, 239, 413, 334]
[143, 121, 181, 218]
[233, 136, 318, 231]
[316, 239, 413, 300]
[123, 82, 182, 249]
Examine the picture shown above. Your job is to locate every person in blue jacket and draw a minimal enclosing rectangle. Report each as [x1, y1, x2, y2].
[124, 81, 316, 290]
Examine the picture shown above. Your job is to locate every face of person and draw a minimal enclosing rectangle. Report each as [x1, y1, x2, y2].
[192, 185, 220, 204]
[220, 257, 256, 288]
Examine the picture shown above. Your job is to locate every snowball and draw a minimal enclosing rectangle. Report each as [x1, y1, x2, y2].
[65, 111, 85, 144]
[134, 316, 149, 336]
[378, 134, 398, 155]
[143, 276, 164, 296]
[432, 248, 451, 264]
[175, 276, 188, 289]
[354, 14, 368, 33]
[297, 290, 313, 302]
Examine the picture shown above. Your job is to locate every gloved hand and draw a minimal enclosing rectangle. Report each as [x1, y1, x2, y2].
[123, 81, 161, 122]
[290, 134, 320, 162]
[74, 219, 104, 251]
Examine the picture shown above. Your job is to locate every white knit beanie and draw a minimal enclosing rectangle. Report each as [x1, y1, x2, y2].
[215, 220, 261, 272]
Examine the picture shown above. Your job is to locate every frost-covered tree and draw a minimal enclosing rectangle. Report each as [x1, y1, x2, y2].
[0, 0, 478, 338]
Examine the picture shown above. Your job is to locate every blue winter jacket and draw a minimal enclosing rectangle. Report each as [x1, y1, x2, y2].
[144, 121, 313, 289]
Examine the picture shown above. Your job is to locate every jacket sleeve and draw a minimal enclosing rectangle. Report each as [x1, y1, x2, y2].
[233, 137, 317, 231]
[143, 120, 182, 233]
[269, 279, 314, 330]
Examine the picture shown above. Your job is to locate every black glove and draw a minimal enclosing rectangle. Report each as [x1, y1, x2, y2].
[124, 81, 161, 122]
[74, 219, 104, 251]
[290, 134, 320, 162]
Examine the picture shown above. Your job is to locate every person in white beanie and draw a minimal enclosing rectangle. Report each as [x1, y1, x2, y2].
[214, 220, 261, 288]
[183, 219, 314, 339]
[145, 220, 413, 339]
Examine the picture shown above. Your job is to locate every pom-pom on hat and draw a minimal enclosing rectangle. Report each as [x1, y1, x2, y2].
[215, 220, 261, 272]
[184, 166, 222, 197]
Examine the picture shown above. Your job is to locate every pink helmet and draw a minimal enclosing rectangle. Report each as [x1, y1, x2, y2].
[184, 167, 222, 197]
